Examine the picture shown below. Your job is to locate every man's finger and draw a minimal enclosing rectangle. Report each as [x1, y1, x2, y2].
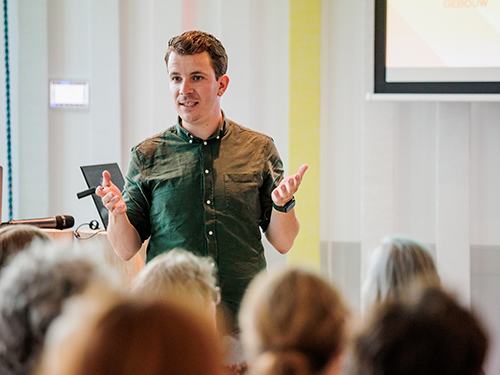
[102, 170, 112, 188]
[297, 164, 308, 179]
[285, 178, 297, 193]
[113, 203, 126, 215]
[272, 188, 282, 201]
[280, 184, 289, 196]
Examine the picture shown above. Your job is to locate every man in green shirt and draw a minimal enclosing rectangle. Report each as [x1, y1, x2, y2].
[96, 30, 307, 327]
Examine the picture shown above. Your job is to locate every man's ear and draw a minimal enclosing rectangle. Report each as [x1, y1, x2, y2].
[217, 75, 230, 97]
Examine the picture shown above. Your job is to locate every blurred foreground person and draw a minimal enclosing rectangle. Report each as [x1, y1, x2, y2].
[131, 248, 220, 325]
[131, 249, 246, 371]
[0, 224, 52, 268]
[352, 286, 488, 375]
[37, 297, 226, 375]
[362, 235, 440, 309]
[0, 242, 119, 375]
[239, 268, 350, 375]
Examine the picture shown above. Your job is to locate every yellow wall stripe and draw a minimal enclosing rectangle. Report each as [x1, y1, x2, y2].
[288, 0, 321, 271]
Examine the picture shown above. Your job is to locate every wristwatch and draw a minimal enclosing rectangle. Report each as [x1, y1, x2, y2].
[273, 197, 296, 213]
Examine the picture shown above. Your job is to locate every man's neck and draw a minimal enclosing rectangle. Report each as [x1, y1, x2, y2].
[181, 115, 222, 140]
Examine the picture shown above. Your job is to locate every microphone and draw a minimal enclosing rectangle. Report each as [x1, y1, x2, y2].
[0, 215, 75, 229]
[77, 186, 97, 199]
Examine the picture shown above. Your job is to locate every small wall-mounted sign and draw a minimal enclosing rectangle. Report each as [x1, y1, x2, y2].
[49, 80, 89, 108]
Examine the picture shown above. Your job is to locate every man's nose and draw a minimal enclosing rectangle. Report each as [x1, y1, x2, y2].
[180, 80, 193, 95]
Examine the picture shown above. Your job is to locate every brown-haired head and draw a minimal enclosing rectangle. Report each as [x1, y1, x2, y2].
[239, 268, 350, 375]
[0, 224, 52, 268]
[165, 30, 228, 80]
[71, 299, 224, 375]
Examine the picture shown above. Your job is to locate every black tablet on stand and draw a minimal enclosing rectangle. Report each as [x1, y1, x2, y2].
[80, 163, 125, 230]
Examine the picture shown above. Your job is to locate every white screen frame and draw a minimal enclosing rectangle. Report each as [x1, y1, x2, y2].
[374, 0, 500, 95]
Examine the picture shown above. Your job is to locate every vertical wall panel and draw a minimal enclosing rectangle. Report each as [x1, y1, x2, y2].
[17, 0, 49, 219]
[120, 0, 155, 165]
[360, 101, 395, 300]
[471, 103, 500, 245]
[89, 0, 121, 167]
[393, 102, 437, 243]
[219, 0, 251, 126]
[436, 103, 471, 303]
[321, 0, 363, 244]
[288, 0, 321, 271]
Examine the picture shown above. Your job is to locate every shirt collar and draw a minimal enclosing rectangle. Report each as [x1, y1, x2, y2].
[176, 111, 227, 143]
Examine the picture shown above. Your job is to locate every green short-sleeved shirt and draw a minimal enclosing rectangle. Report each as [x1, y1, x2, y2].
[122, 114, 284, 317]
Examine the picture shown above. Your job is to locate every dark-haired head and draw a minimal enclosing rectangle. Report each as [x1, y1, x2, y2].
[353, 286, 488, 375]
[165, 30, 228, 80]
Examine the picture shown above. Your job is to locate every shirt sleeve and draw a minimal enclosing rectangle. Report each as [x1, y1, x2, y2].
[122, 149, 152, 243]
[259, 138, 284, 232]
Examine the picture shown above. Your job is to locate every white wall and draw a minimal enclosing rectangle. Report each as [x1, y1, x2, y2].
[321, 1, 500, 373]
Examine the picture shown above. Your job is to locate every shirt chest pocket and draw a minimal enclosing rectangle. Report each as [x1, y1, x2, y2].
[224, 173, 261, 218]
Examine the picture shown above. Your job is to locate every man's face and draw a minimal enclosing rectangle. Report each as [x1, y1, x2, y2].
[167, 51, 228, 129]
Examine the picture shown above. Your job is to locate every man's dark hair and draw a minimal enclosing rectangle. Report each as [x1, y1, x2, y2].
[352, 287, 488, 375]
[164, 30, 228, 80]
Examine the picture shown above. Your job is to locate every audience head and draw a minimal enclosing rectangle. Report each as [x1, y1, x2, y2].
[38, 297, 225, 375]
[131, 248, 220, 324]
[239, 268, 350, 375]
[165, 30, 228, 80]
[352, 286, 488, 375]
[0, 224, 52, 268]
[362, 235, 440, 309]
[0, 241, 117, 375]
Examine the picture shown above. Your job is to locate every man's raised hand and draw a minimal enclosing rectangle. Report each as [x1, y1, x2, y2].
[271, 164, 308, 207]
[95, 170, 127, 215]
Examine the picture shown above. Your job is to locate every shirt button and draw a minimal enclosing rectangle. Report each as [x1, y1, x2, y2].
[208, 231, 213, 236]
[189, 140, 193, 144]
[205, 169, 209, 174]
[206, 200, 211, 205]
[216, 136, 220, 139]
[203, 141, 208, 145]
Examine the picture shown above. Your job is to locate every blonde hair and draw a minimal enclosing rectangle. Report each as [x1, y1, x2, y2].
[131, 249, 217, 310]
[362, 236, 440, 309]
[239, 268, 349, 375]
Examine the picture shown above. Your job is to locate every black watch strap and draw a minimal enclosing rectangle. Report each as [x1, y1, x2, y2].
[273, 197, 296, 213]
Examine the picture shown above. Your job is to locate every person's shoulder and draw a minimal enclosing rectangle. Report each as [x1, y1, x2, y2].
[131, 126, 177, 155]
[226, 119, 274, 143]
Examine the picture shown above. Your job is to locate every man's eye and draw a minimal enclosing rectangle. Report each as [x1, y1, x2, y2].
[171, 77, 181, 82]
[193, 76, 203, 81]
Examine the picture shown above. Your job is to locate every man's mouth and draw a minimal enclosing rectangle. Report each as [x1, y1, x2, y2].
[180, 101, 198, 107]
